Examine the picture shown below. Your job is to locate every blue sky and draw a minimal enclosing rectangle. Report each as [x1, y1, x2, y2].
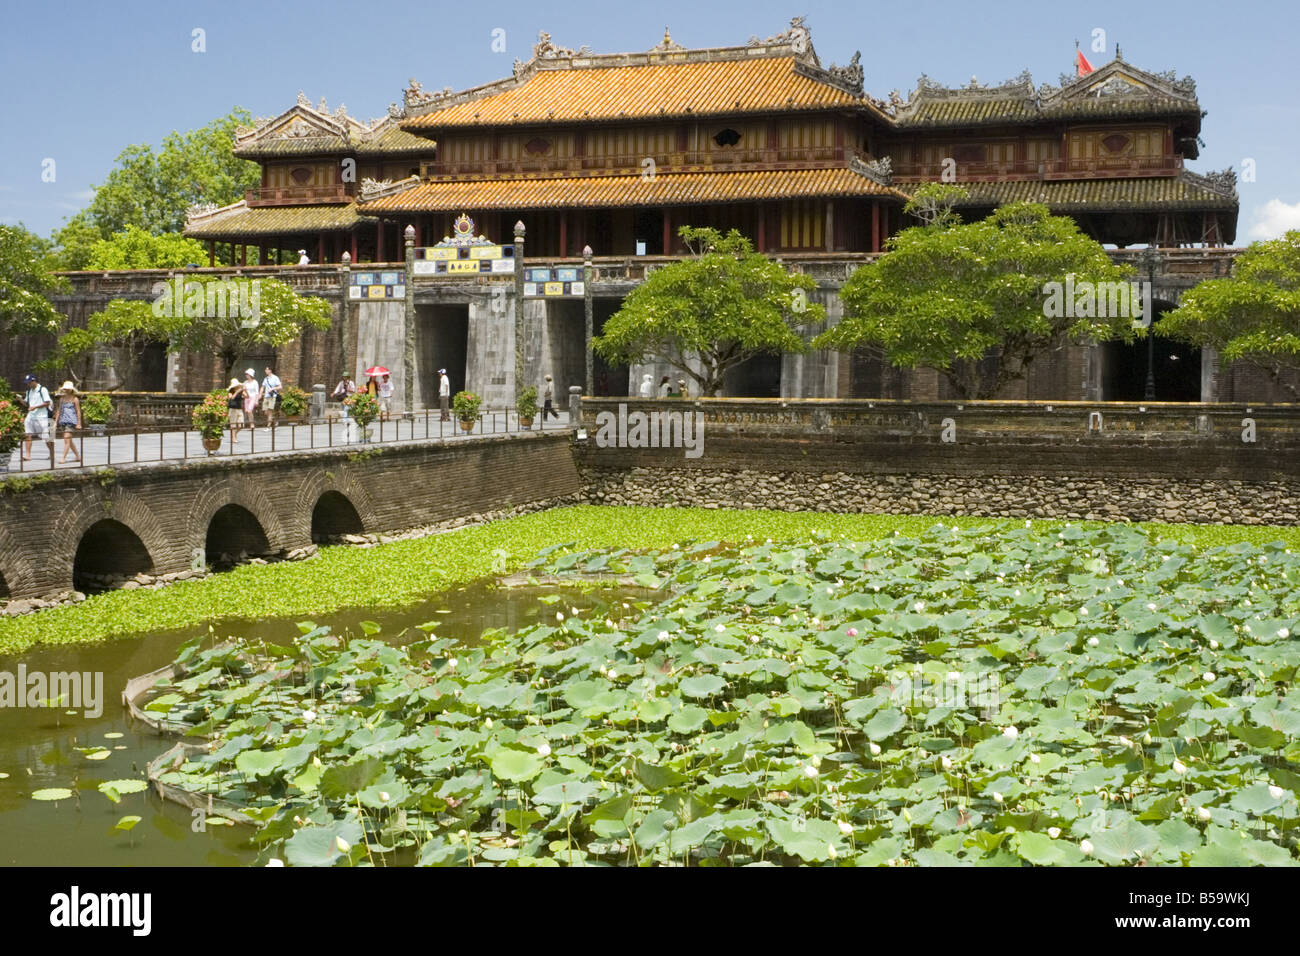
[2, 0, 1296, 242]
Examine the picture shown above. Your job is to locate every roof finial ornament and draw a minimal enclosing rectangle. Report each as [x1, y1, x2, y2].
[1115, 43, 1122, 60]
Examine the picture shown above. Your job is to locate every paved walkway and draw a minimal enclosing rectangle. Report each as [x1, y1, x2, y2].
[3, 410, 573, 474]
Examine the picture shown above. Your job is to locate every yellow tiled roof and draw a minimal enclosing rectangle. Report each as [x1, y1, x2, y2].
[358, 167, 907, 212]
[403, 57, 866, 129]
[185, 203, 372, 238]
[943, 175, 1238, 210]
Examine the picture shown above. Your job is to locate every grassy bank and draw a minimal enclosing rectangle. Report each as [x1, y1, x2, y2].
[2, 505, 1298, 654]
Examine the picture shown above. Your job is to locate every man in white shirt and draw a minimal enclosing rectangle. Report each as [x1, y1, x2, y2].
[21, 373, 54, 462]
[378, 374, 394, 421]
[261, 366, 283, 428]
[639, 373, 654, 398]
[438, 369, 450, 421]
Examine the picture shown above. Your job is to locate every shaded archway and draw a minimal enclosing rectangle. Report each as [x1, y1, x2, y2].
[0, 568, 9, 600]
[73, 519, 154, 593]
[1101, 302, 1202, 401]
[205, 504, 270, 567]
[311, 491, 365, 542]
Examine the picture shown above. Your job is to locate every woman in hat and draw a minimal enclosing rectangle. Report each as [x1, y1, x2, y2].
[242, 368, 260, 437]
[227, 377, 246, 438]
[55, 382, 81, 464]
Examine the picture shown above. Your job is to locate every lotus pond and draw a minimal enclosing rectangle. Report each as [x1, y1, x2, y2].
[132, 521, 1300, 866]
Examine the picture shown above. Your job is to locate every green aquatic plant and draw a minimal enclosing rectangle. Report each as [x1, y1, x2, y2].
[146, 522, 1300, 866]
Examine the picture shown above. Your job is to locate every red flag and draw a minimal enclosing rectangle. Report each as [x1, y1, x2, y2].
[1076, 49, 1095, 76]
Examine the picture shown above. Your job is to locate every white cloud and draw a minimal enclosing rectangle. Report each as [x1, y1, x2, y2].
[68, 189, 95, 201]
[1248, 198, 1300, 240]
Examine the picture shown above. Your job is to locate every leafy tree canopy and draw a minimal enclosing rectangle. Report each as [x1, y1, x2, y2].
[46, 276, 332, 384]
[593, 226, 819, 396]
[85, 226, 209, 270]
[0, 223, 68, 337]
[1160, 230, 1300, 398]
[814, 186, 1136, 399]
[47, 109, 259, 268]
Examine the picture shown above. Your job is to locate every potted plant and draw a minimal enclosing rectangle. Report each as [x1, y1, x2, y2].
[516, 386, 538, 429]
[453, 390, 482, 433]
[279, 384, 310, 421]
[192, 389, 229, 453]
[81, 393, 113, 436]
[0, 395, 23, 474]
[344, 391, 380, 441]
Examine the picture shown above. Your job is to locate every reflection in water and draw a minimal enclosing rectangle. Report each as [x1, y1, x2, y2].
[0, 581, 650, 866]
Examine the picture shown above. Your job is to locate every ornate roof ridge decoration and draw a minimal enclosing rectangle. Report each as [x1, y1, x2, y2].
[235, 94, 367, 150]
[359, 175, 421, 202]
[400, 17, 831, 122]
[1181, 166, 1238, 198]
[1039, 55, 1198, 104]
[850, 154, 892, 186]
[905, 69, 1037, 104]
[185, 199, 247, 226]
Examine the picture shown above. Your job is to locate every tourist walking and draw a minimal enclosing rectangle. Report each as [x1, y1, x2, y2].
[658, 375, 671, 397]
[678, 378, 688, 399]
[438, 368, 450, 421]
[297, 249, 311, 265]
[56, 382, 81, 464]
[242, 369, 260, 435]
[20, 373, 54, 462]
[331, 371, 356, 418]
[226, 377, 245, 438]
[639, 373, 653, 398]
[542, 375, 559, 420]
[261, 366, 282, 428]
[378, 374, 393, 421]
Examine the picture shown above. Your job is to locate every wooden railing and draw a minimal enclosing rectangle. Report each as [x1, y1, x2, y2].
[245, 183, 355, 206]
[423, 146, 851, 179]
[890, 155, 1184, 182]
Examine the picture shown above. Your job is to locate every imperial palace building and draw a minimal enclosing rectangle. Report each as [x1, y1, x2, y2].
[171, 18, 1250, 404]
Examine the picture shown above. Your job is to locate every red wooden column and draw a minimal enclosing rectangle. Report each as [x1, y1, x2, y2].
[350, 230, 358, 262]
[757, 203, 767, 252]
[207, 240, 215, 266]
[317, 234, 325, 264]
[871, 203, 881, 253]
[376, 220, 385, 261]
[662, 209, 671, 255]
[559, 212, 568, 258]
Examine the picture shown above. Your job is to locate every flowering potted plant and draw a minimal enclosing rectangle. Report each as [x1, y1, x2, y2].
[452, 390, 482, 433]
[516, 386, 538, 429]
[344, 391, 380, 441]
[192, 389, 229, 453]
[0, 395, 24, 472]
[81, 393, 113, 436]
[279, 384, 310, 420]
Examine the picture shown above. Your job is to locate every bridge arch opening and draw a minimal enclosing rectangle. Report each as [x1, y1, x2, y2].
[73, 519, 154, 593]
[205, 504, 271, 568]
[311, 491, 365, 542]
[0, 568, 9, 600]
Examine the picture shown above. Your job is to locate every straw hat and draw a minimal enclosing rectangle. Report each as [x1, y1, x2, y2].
[59, 381, 76, 393]
[229, 378, 241, 388]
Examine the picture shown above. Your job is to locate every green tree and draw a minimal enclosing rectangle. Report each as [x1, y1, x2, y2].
[37, 300, 165, 390]
[0, 223, 68, 337]
[814, 185, 1136, 399]
[45, 277, 332, 385]
[47, 213, 103, 271]
[1160, 231, 1300, 398]
[85, 226, 209, 270]
[57, 109, 259, 243]
[593, 226, 818, 396]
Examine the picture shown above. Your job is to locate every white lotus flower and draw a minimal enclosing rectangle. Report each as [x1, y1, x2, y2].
[838, 820, 853, 835]
[1196, 806, 1212, 821]
[379, 791, 390, 803]
[658, 631, 670, 641]
[1080, 839, 1094, 856]
[1087, 637, 1100, 647]
[1002, 726, 1018, 740]
[1118, 735, 1132, 748]
[715, 624, 726, 633]
[1203, 672, 1215, 682]
[1268, 785, 1285, 800]
[607, 668, 617, 679]
[1278, 628, 1290, 639]
[804, 765, 818, 778]
[556, 612, 564, 621]
[1079, 607, 1089, 617]
[827, 843, 837, 859]
[1047, 827, 1061, 839]
[537, 742, 551, 757]
[266, 858, 284, 867]
[484, 718, 493, 730]
[302, 709, 317, 723]
[335, 836, 351, 853]
[1209, 640, 1219, 649]
[312, 755, 322, 768]
[1172, 758, 1188, 775]
[1147, 603, 1157, 612]
[992, 791, 1004, 803]
[941, 755, 953, 771]
[869, 742, 881, 756]
[914, 602, 926, 612]
[1028, 753, 1041, 764]
[1142, 731, 1152, 744]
